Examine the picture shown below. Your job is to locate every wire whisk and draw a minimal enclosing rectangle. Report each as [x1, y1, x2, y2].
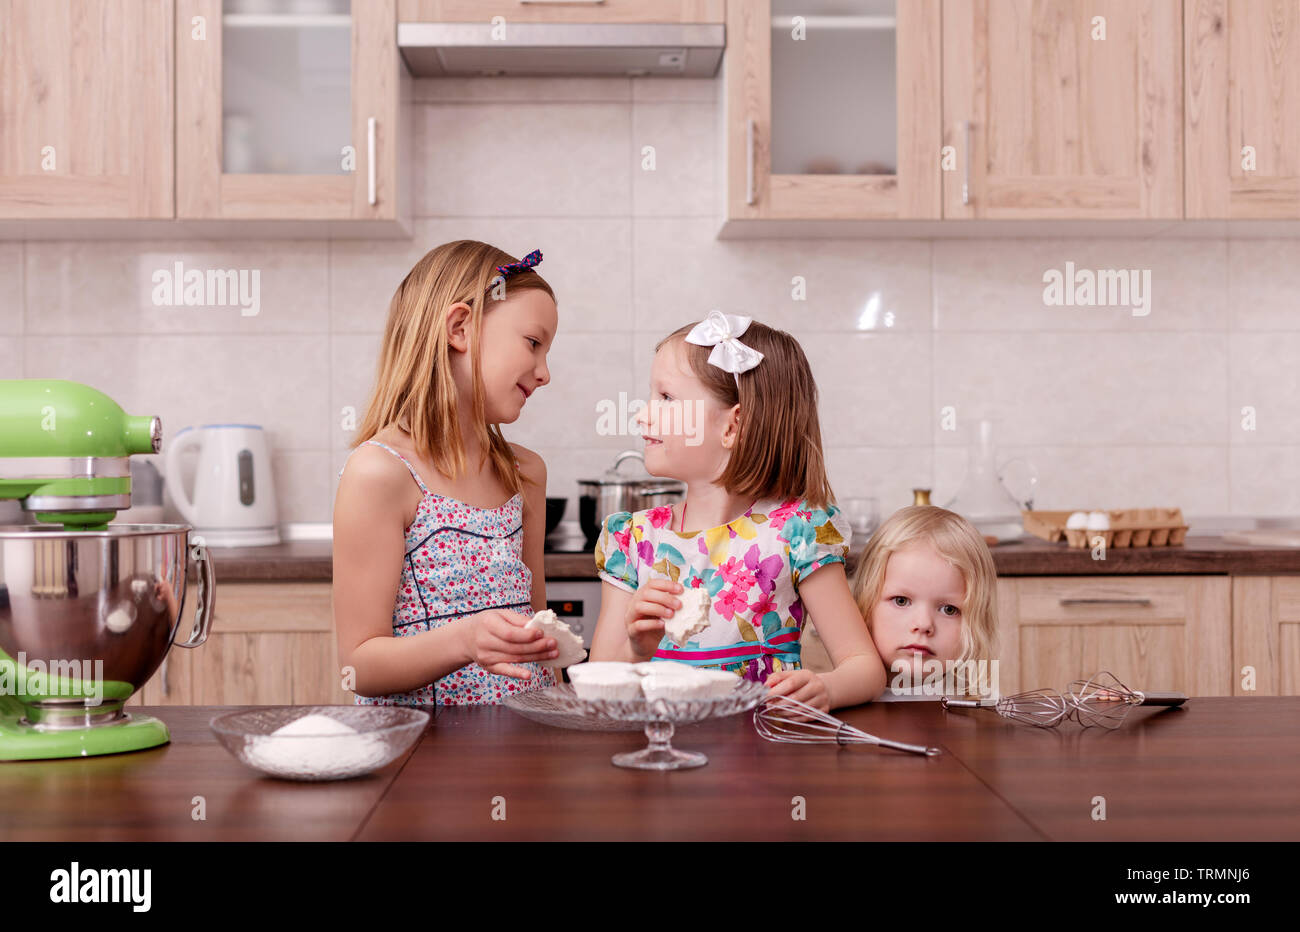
[754, 695, 942, 757]
[941, 671, 1188, 729]
[1066, 670, 1187, 729]
[940, 689, 1071, 727]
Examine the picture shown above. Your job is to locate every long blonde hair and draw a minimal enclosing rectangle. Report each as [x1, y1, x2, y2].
[851, 506, 999, 692]
[349, 240, 555, 496]
[655, 321, 835, 510]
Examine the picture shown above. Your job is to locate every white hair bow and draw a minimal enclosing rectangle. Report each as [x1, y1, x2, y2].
[683, 310, 765, 388]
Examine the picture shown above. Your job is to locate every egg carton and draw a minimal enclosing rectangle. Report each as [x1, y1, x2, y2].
[1022, 508, 1188, 548]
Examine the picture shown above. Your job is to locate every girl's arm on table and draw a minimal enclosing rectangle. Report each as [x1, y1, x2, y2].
[511, 443, 548, 613]
[794, 563, 888, 709]
[333, 449, 480, 696]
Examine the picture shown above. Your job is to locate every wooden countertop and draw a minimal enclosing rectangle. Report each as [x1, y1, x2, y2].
[5, 698, 1297, 841]
[195, 534, 1300, 581]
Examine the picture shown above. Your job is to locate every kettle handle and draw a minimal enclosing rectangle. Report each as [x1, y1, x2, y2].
[174, 537, 215, 649]
[164, 427, 203, 526]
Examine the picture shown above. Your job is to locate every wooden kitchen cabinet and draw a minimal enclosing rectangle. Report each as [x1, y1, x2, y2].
[0, 0, 174, 219]
[723, 0, 942, 221]
[1231, 577, 1300, 695]
[943, 0, 1183, 219]
[175, 0, 410, 223]
[127, 581, 355, 708]
[1185, 0, 1300, 218]
[999, 576, 1231, 696]
[398, 0, 724, 21]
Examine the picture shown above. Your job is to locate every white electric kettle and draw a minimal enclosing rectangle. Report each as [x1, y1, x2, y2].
[165, 424, 280, 547]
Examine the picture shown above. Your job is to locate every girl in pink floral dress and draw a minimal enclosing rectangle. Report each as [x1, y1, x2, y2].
[590, 312, 888, 713]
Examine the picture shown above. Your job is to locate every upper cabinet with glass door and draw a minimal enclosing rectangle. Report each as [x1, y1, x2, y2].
[724, 0, 942, 222]
[176, 0, 409, 225]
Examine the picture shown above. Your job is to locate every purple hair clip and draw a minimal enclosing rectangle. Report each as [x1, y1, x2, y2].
[495, 249, 543, 279]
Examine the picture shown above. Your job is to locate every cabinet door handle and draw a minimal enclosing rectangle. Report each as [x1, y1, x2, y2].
[1059, 597, 1153, 607]
[746, 118, 756, 206]
[962, 120, 972, 206]
[367, 117, 377, 206]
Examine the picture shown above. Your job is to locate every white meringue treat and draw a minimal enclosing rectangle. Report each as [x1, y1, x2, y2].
[663, 585, 712, 645]
[566, 661, 635, 680]
[525, 609, 588, 669]
[639, 672, 712, 704]
[693, 669, 743, 698]
[568, 666, 644, 701]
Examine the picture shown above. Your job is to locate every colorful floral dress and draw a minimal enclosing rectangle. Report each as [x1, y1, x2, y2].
[594, 497, 850, 683]
[337, 439, 556, 705]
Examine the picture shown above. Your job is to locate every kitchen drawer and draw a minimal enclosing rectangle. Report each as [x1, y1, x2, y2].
[399, 0, 724, 23]
[1002, 576, 1231, 697]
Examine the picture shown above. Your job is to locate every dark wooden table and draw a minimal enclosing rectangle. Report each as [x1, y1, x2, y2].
[3, 698, 1297, 841]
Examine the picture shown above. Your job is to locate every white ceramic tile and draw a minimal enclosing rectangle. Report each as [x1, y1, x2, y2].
[270, 450, 332, 525]
[793, 332, 932, 446]
[934, 444, 1229, 517]
[0, 338, 19, 379]
[634, 219, 932, 332]
[633, 330, 934, 449]
[22, 334, 332, 451]
[330, 218, 632, 334]
[417, 103, 631, 217]
[933, 332, 1228, 446]
[329, 332, 384, 452]
[25, 240, 328, 334]
[1228, 332, 1300, 443]
[0, 243, 22, 336]
[1229, 446, 1300, 516]
[631, 103, 716, 217]
[502, 331, 635, 449]
[1228, 239, 1300, 330]
[823, 446, 935, 515]
[412, 76, 631, 103]
[934, 238, 1227, 331]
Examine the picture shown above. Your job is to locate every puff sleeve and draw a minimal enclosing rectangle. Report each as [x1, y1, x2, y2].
[594, 511, 640, 592]
[780, 501, 851, 588]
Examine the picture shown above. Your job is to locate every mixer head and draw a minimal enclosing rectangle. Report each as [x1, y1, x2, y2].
[0, 379, 160, 529]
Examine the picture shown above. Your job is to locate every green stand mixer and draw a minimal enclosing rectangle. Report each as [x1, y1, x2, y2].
[0, 379, 215, 760]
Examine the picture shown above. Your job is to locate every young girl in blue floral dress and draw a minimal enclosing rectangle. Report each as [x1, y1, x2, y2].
[590, 311, 888, 712]
[333, 241, 562, 706]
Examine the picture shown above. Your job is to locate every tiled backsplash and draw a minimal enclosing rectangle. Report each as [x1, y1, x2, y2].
[2, 76, 1297, 529]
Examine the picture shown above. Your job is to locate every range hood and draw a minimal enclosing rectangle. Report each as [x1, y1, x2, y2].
[397, 23, 725, 77]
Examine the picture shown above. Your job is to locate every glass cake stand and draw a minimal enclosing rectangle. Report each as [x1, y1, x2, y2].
[504, 681, 770, 770]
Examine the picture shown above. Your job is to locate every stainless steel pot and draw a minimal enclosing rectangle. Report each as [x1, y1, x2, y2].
[578, 450, 685, 546]
[0, 523, 215, 729]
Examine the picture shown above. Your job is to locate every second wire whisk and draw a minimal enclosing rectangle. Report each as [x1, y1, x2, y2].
[754, 695, 942, 756]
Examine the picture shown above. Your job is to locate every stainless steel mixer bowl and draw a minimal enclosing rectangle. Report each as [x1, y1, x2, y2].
[0, 523, 215, 729]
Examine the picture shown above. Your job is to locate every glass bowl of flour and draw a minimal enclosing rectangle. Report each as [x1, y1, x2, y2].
[210, 706, 429, 781]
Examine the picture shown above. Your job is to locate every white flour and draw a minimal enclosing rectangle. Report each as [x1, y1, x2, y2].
[244, 713, 387, 776]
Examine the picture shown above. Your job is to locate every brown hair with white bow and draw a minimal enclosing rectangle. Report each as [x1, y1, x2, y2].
[655, 320, 835, 510]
